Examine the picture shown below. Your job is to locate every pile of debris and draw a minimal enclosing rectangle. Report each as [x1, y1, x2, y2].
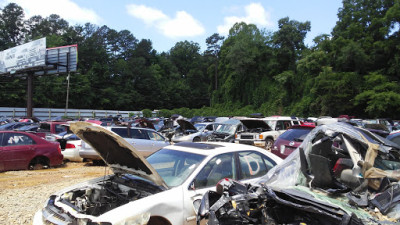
[198, 122, 400, 224]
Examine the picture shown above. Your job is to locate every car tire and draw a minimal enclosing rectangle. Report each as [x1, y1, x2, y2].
[28, 157, 49, 170]
[193, 137, 201, 142]
[265, 138, 274, 151]
[147, 216, 171, 225]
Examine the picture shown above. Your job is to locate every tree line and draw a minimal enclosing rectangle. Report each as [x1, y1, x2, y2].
[0, 0, 399, 119]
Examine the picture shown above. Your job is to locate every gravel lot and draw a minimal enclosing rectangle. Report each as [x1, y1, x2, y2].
[0, 162, 108, 225]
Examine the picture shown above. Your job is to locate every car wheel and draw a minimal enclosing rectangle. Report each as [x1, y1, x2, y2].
[193, 137, 201, 142]
[265, 138, 274, 151]
[148, 216, 171, 225]
[28, 157, 49, 170]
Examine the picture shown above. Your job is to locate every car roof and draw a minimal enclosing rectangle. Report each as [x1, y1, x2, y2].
[264, 116, 297, 120]
[104, 126, 156, 132]
[164, 142, 282, 161]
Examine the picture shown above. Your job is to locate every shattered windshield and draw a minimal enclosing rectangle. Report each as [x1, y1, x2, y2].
[215, 124, 236, 135]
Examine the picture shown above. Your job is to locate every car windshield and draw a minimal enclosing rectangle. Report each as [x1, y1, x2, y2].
[147, 149, 206, 187]
[279, 128, 312, 142]
[194, 124, 206, 131]
[264, 120, 276, 130]
[215, 124, 236, 134]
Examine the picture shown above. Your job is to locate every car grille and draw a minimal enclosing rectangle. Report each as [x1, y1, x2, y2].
[42, 204, 74, 225]
[240, 135, 254, 140]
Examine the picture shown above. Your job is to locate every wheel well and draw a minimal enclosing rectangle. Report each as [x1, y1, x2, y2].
[147, 216, 172, 225]
[265, 136, 274, 141]
[29, 156, 50, 167]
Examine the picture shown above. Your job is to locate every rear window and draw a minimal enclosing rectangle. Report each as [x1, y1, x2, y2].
[111, 128, 130, 138]
[279, 128, 312, 141]
[131, 129, 149, 139]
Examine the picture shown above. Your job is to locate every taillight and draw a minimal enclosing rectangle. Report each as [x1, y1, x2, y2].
[235, 134, 237, 139]
[66, 143, 76, 149]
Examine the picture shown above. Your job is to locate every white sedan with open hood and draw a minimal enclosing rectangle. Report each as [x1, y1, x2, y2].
[33, 122, 282, 225]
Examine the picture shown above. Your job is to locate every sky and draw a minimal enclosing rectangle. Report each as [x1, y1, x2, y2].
[1, 0, 343, 53]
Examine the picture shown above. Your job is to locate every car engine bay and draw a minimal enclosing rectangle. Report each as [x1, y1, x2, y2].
[58, 174, 163, 216]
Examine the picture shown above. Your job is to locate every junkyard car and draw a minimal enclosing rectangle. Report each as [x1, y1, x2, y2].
[0, 130, 63, 171]
[207, 119, 244, 142]
[235, 116, 300, 151]
[271, 124, 315, 158]
[79, 126, 170, 161]
[198, 122, 400, 224]
[33, 122, 282, 225]
[171, 120, 217, 143]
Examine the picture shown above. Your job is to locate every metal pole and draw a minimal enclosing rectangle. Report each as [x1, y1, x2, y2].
[27, 72, 34, 117]
[65, 52, 70, 117]
[65, 72, 70, 116]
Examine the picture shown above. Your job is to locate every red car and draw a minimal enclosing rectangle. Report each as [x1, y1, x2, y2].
[0, 131, 63, 172]
[271, 125, 315, 159]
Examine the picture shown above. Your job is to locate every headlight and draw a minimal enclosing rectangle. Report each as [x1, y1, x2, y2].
[259, 134, 263, 140]
[115, 212, 151, 225]
[280, 145, 285, 154]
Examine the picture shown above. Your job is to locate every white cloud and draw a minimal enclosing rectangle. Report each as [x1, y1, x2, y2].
[126, 4, 205, 38]
[4, 0, 101, 24]
[217, 3, 273, 35]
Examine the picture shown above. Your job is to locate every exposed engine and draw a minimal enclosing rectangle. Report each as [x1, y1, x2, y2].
[59, 175, 162, 216]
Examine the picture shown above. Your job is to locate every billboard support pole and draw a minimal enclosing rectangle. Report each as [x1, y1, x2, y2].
[27, 71, 34, 117]
[64, 52, 70, 117]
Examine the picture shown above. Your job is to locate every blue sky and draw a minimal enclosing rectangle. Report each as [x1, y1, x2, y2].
[1, 0, 343, 53]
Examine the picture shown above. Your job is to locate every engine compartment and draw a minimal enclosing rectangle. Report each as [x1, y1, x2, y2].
[59, 174, 163, 216]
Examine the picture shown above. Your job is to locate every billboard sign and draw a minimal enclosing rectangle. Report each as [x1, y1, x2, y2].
[0, 37, 46, 74]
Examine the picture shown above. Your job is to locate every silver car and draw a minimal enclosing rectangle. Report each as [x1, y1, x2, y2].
[79, 125, 170, 160]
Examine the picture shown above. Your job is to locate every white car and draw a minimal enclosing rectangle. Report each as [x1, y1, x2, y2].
[34, 122, 282, 225]
[235, 116, 300, 150]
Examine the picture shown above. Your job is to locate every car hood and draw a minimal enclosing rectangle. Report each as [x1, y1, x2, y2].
[240, 119, 271, 130]
[176, 119, 197, 131]
[70, 122, 168, 188]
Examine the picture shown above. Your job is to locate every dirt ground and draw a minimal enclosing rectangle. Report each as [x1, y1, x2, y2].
[0, 162, 109, 225]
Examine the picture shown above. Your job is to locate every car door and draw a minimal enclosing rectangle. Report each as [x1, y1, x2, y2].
[1, 132, 36, 171]
[183, 152, 236, 224]
[128, 128, 155, 156]
[237, 151, 277, 184]
[146, 130, 169, 151]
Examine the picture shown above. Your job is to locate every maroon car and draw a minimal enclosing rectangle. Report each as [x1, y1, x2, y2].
[271, 125, 315, 159]
[0, 131, 63, 172]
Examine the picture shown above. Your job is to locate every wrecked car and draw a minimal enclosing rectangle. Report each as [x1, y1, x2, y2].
[208, 119, 244, 142]
[197, 122, 400, 224]
[271, 124, 315, 159]
[172, 120, 217, 143]
[34, 122, 282, 225]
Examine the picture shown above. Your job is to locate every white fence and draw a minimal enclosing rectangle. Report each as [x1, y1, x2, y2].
[0, 107, 143, 121]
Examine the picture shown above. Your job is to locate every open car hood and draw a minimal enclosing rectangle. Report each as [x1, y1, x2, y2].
[240, 119, 271, 130]
[70, 122, 168, 188]
[176, 119, 197, 131]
